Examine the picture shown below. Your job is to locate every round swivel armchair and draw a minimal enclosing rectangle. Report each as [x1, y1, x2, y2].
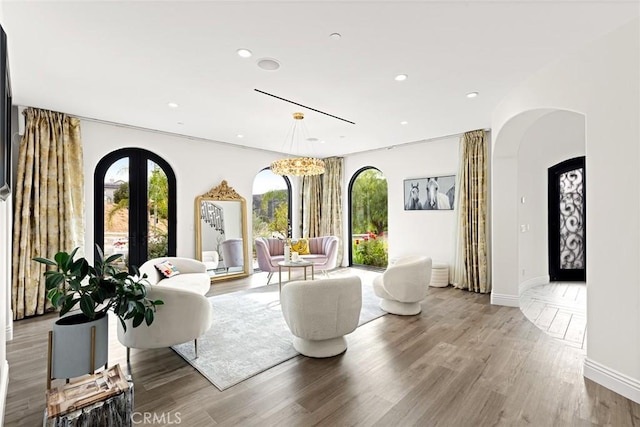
[373, 256, 432, 315]
[280, 276, 362, 358]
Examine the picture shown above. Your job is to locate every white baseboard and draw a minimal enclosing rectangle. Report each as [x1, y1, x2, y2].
[584, 358, 640, 404]
[518, 275, 550, 295]
[0, 360, 9, 423]
[490, 292, 520, 307]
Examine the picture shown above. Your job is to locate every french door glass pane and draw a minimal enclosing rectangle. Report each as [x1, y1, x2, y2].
[559, 167, 585, 269]
[103, 157, 129, 271]
[147, 160, 169, 259]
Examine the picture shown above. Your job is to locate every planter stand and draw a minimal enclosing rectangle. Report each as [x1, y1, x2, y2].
[46, 313, 109, 389]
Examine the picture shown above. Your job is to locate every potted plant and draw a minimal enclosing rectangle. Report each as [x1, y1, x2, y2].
[34, 246, 163, 380]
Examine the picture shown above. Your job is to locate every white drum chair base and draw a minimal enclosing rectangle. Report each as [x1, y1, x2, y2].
[292, 336, 348, 358]
[379, 299, 422, 316]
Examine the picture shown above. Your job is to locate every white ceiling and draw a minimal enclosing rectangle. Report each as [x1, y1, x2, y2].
[3, 1, 638, 157]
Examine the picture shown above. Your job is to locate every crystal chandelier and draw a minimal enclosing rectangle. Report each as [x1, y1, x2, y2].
[270, 112, 325, 176]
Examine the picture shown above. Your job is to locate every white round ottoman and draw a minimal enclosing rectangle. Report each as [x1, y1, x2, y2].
[430, 263, 449, 287]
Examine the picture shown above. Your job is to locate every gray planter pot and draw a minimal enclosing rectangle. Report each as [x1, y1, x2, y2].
[51, 312, 109, 379]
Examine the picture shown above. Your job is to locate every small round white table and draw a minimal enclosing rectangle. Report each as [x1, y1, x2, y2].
[278, 260, 314, 292]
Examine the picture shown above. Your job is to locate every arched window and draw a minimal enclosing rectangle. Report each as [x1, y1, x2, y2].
[252, 168, 292, 267]
[348, 167, 388, 268]
[94, 148, 176, 270]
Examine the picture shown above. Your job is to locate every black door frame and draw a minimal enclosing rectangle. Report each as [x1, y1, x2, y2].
[548, 156, 586, 281]
[94, 148, 176, 270]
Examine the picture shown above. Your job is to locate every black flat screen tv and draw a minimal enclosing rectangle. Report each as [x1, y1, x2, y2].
[0, 23, 10, 201]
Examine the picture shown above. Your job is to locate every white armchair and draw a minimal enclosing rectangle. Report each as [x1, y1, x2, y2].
[373, 256, 432, 315]
[117, 286, 213, 362]
[202, 250, 219, 271]
[281, 276, 362, 358]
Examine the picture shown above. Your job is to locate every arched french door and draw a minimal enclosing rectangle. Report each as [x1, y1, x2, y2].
[348, 167, 388, 268]
[94, 148, 176, 271]
[252, 168, 292, 267]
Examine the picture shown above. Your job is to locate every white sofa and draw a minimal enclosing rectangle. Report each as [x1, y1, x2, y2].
[118, 257, 213, 362]
[138, 257, 210, 295]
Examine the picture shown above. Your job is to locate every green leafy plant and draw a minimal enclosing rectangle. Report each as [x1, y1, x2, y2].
[353, 232, 388, 268]
[33, 246, 163, 331]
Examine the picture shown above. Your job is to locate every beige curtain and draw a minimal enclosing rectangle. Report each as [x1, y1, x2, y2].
[319, 157, 343, 265]
[12, 108, 84, 320]
[302, 175, 322, 238]
[452, 130, 489, 293]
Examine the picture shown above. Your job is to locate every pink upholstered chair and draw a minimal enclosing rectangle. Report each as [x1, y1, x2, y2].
[255, 236, 339, 284]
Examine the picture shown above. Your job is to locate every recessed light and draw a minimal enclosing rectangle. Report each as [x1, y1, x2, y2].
[177, 122, 184, 125]
[320, 140, 326, 144]
[257, 58, 280, 71]
[329, 33, 342, 40]
[167, 102, 178, 108]
[466, 92, 479, 98]
[236, 48, 252, 58]
[237, 134, 244, 138]
[400, 121, 408, 125]
[395, 74, 408, 81]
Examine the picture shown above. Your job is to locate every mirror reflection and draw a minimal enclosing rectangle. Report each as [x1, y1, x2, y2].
[195, 181, 249, 282]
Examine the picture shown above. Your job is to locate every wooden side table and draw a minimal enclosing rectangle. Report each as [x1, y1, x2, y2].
[278, 260, 314, 292]
[44, 364, 133, 427]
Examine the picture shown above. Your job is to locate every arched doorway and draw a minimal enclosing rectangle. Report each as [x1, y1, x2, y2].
[348, 167, 388, 268]
[252, 168, 292, 268]
[94, 148, 176, 271]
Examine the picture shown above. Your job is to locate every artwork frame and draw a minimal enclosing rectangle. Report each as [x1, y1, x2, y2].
[403, 175, 456, 211]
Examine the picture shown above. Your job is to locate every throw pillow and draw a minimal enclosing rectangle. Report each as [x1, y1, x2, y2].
[290, 238, 310, 255]
[155, 260, 180, 278]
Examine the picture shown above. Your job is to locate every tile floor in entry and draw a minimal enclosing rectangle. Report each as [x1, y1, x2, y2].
[519, 281, 586, 351]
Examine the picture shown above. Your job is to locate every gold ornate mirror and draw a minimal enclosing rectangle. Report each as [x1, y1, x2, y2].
[195, 180, 249, 282]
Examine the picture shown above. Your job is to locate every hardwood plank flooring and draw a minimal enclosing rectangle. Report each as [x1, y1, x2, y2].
[5, 270, 639, 426]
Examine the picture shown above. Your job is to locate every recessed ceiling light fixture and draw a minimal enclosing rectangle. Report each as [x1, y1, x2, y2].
[395, 74, 408, 81]
[329, 32, 342, 40]
[257, 58, 281, 71]
[466, 91, 479, 98]
[237, 134, 244, 138]
[236, 48, 252, 58]
[400, 121, 408, 125]
[167, 102, 179, 108]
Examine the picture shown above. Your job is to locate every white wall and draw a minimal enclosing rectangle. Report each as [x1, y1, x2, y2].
[81, 120, 287, 266]
[344, 135, 460, 266]
[517, 110, 585, 286]
[0, 4, 11, 421]
[84, 121, 462, 271]
[492, 19, 640, 402]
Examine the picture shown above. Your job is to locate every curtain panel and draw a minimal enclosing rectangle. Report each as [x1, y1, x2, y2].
[452, 130, 490, 293]
[301, 175, 322, 238]
[319, 157, 344, 266]
[12, 108, 84, 320]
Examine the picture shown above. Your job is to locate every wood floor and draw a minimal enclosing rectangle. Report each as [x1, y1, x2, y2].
[5, 269, 640, 426]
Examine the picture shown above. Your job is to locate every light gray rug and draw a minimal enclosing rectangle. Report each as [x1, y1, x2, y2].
[172, 276, 386, 391]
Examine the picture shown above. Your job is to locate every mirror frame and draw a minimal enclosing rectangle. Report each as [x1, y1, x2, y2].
[195, 180, 249, 283]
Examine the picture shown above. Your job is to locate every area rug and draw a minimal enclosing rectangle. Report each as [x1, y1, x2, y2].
[172, 276, 386, 391]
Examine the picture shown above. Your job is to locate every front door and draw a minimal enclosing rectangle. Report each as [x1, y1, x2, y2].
[548, 156, 586, 281]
